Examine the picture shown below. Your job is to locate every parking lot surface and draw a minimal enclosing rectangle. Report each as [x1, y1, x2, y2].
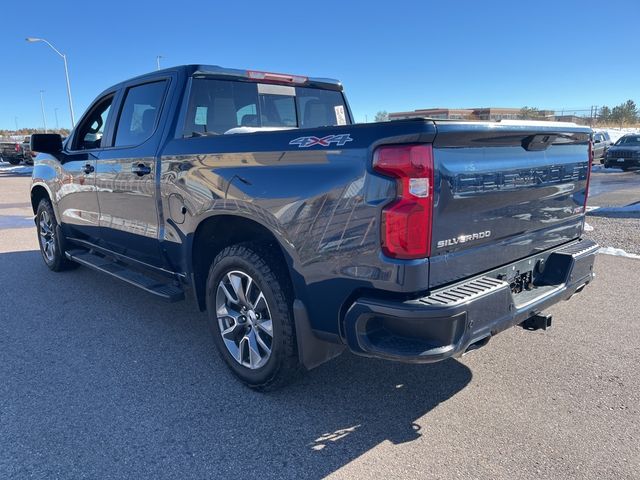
[1, 166, 639, 479]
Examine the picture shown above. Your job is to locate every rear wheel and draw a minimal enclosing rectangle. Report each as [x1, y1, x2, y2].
[205, 244, 299, 390]
[7, 158, 21, 165]
[36, 199, 76, 271]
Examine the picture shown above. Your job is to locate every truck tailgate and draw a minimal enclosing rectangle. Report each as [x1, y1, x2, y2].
[429, 123, 591, 289]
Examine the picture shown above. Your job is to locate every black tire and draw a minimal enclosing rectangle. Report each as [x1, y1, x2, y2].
[205, 243, 299, 390]
[36, 199, 77, 271]
[8, 158, 21, 165]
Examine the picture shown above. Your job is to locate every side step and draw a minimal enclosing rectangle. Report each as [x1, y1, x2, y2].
[66, 250, 185, 302]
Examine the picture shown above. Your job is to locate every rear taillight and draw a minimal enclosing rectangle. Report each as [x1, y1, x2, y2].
[373, 144, 434, 259]
[14, 143, 20, 152]
[584, 140, 593, 211]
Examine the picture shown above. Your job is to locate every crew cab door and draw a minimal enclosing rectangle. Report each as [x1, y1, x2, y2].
[95, 78, 170, 268]
[56, 92, 116, 243]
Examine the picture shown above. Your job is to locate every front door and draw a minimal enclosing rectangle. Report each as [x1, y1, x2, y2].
[96, 79, 169, 268]
[56, 93, 114, 244]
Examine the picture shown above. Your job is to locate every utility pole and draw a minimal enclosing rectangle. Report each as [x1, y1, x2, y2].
[54, 108, 60, 130]
[14, 117, 19, 131]
[39, 90, 48, 133]
[156, 55, 163, 70]
[26, 37, 75, 127]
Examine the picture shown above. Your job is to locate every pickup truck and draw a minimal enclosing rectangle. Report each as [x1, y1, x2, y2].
[22, 136, 35, 165]
[1, 140, 28, 165]
[29, 64, 598, 390]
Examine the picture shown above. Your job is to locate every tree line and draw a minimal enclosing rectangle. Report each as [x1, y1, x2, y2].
[0, 128, 71, 138]
[597, 100, 638, 126]
[519, 100, 639, 126]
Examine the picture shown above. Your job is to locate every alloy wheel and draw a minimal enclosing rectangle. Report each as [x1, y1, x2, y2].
[38, 210, 56, 262]
[215, 270, 274, 369]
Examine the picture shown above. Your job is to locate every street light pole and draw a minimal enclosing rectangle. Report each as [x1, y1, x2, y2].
[156, 55, 163, 71]
[39, 90, 47, 133]
[54, 108, 60, 130]
[26, 37, 75, 128]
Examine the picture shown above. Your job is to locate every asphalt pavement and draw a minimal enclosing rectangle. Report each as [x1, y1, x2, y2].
[1, 165, 639, 479]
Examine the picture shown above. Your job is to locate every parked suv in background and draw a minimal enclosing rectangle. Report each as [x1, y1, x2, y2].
[604, 134, 640, 170]
[592, 130, 612, 163]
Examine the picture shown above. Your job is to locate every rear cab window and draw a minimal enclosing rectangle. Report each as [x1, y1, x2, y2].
[183, 78, 350, 137]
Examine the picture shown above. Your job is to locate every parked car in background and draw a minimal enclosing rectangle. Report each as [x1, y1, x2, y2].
[604, 134, 640, 171]
[22, 136, 35, 165]
[29, 64, 597, 390]
[0, 140, 28, 165]
[592, 130, 612, 163]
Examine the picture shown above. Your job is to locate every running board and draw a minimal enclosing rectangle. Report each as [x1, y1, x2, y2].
[65, 249, 185, 302]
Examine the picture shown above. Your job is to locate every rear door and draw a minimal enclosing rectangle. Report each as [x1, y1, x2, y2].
[96, 77, 171, 267]
[429, 123, 591, 288]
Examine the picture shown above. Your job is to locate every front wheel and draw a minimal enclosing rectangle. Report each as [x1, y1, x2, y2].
[36, 199, 76, 271]
[205, 244, 299, 390]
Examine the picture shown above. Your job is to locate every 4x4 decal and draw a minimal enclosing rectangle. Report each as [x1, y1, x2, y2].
[289, 134, 353, 148]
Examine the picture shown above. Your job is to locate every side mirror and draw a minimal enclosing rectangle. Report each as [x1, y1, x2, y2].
[31, 133, 62, 154]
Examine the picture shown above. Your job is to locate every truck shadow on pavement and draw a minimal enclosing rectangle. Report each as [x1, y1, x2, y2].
[0, 250, 472, 479]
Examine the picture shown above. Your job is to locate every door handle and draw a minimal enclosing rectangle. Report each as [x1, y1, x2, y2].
[132, 163, 151, 176]
[82, 163, 95, 174]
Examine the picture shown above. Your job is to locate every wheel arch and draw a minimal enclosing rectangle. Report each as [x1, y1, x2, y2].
[190, 213, 304, 312]
[30, 183, 53, 215]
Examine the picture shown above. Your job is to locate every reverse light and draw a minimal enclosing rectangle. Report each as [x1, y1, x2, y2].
[373, 144, 434, 259]
[247, 70, 308, 84]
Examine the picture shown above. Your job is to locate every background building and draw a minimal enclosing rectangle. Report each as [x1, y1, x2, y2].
[389, 108, 474, 120]
[389, 107, 558, 122]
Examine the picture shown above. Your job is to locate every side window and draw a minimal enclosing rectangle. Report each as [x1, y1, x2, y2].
[73, 95, 113, 150]
[114, 81, 167, 147]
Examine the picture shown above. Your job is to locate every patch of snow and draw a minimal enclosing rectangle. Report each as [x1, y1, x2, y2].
[598, 247, 640, 259]
[584, 222, 594, 231]
[597, 127, 640, 143]
[224, 126, 295, 134]
[0, 164, 33, 175]
[591, 203, 640, 213]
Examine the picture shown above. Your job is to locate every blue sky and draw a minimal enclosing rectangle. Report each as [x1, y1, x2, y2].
[1, 0, 637, 129]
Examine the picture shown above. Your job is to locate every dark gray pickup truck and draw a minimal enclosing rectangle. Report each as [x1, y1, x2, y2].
[29, 65, 597, 389]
